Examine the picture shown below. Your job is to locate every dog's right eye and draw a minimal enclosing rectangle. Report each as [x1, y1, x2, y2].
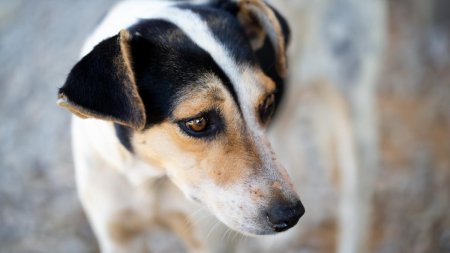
[259, 93, 275, 125]
[177, 110, 224, 138]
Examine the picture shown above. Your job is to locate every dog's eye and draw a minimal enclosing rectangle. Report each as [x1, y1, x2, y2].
[178, 110, 224, 138]
[259, 93, 275, 125]
[185, 117, 208, 132]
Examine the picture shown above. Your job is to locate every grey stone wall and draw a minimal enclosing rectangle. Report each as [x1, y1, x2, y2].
[0, 0, 448, 253]
[0, 1, 117, 252]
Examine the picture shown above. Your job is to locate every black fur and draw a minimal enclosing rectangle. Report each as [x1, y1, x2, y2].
[255, 4, 290, 114]
[59, 1, 290, 151]
[59, 34, 144, 129]
[128, 19, 237, 127]
[198, 1, 291, 114]
[115, 124, 134, 152]
[184, 4, 257, 65]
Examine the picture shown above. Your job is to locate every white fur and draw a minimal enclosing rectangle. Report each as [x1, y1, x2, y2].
[72, 1, 297, 252]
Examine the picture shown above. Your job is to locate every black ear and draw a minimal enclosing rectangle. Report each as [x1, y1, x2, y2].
[57, 30, 146, 130]
[219, 0, 290, 77]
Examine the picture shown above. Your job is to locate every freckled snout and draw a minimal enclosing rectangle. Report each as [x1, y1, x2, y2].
[266, 200, 305, 232]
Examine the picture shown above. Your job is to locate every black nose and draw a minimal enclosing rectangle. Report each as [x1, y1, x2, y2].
[267, 200, 305, 232]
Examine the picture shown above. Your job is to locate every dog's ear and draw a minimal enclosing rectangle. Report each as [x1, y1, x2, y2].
[57, 30, 146, 130]
[221, 0, 290, 77]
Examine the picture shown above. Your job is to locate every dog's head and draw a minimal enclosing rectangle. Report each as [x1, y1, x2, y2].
[58, 0, 304, 235]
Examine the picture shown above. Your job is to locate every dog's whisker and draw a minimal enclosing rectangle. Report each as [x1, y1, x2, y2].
[232, 229, 242, 243]
[185, 210, 207, 233]
[187, 207, 207, 225]
[220, 227, 230, 243]
[237, 233, 247, 247]
[184, 207, 203, 232]
[205, 220, 221, 241]
[188, 206, 207, 219]
[226, 228, 235, 243]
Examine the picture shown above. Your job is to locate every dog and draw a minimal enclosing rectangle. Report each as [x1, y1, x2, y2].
[57, 0, 304, 252]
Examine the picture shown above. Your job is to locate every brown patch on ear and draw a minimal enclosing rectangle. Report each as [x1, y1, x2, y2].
[238, 0, 287, 77]
[56, 92, 130, 125]
[117, 29, 147, 130]
[238, 9, 266, 49]
[57, 94, 90, 119]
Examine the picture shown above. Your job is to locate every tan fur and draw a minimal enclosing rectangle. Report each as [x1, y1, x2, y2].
[172, 74, 226, 120]
[108, 209, 145, 245]
[133, 74, 263, 187]
[65, 2, 302, 252]
[239, 0, 287, 77]
[237, 8, 266, 49]
[117, 29, 147, 130]
[271, 181, 282, 190]
[257, 70, 277, 91]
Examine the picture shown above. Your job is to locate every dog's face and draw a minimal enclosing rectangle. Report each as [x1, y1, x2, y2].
[58, 0, 304, 235]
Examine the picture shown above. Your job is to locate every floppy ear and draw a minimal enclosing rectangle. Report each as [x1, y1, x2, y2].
[235, 0, 290, 77]
[57, 30, 146, 130]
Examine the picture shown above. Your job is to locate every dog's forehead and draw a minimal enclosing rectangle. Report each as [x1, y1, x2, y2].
[182, 5, 256, 64]
[130, 5, 258, 72]
[127, 5, 272, 127]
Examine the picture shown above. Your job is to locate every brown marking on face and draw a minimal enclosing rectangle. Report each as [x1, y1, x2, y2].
[201, 129, 262, 187]
[271, 181, 282, 190]
[108, 209, 145, 245]
[172, 75, 226, 120]
[133, 122, 204, 173]
[132, 74, 264, 188]
[257, 70, 277, 92]
[241, 69, 277, 113]
[250, 187, 264, 201]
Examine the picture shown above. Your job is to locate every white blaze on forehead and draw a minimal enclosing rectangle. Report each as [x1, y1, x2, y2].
[150, 7, 261, 118]
[155, 8, 273, 143]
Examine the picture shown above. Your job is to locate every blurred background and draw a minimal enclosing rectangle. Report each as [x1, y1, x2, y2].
[0, 0, 448, 253]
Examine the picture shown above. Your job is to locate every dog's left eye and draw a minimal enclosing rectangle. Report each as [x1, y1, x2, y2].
[178, 110, 223, 138]
[259, 93, 275, 125]
[185, 117, 208, 132]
